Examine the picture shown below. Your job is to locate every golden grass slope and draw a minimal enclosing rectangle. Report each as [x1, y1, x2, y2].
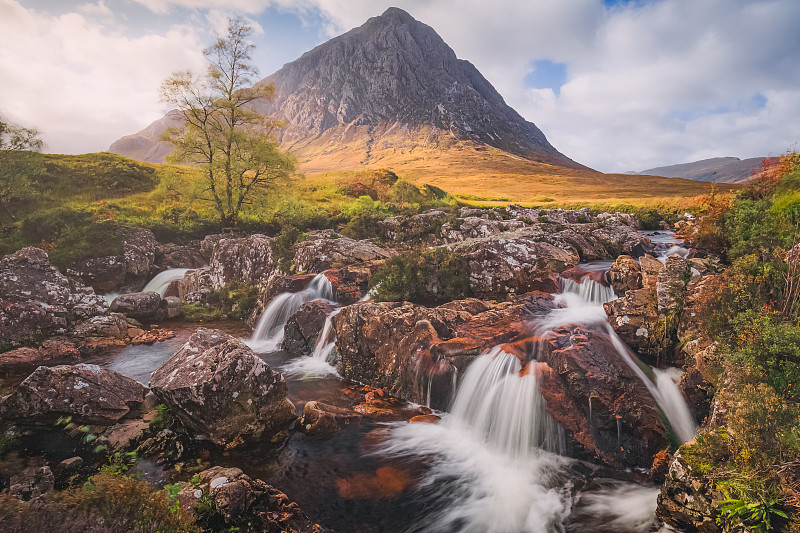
[291, 126, 731, 206]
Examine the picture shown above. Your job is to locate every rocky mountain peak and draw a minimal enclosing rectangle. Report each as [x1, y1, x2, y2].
[110, 7, 583, 170]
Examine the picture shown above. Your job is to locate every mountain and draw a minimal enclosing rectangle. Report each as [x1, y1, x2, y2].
[633, 156, 777, 184]
[109, 7, 582, 171]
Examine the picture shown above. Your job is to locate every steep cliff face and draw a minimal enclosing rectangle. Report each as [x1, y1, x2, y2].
[109, 8, 582, 170]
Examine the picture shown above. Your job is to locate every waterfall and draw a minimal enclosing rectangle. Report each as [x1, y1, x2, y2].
[142, 268, 189, 297]
[245, 273, 333, 353]
[377, 347, 570, 532]
[559, 276, 697, 444]
[559, 277, 616, 305]
[654, 367, 698, 443]
[448, 347, 566, 457]
[282, 308, 341, 378]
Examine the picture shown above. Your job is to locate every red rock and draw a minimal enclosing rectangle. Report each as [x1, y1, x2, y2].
[0, 337, 80, 373]
[409, 414, 440, 424]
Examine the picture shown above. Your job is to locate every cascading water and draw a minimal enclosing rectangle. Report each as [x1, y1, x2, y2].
[245, 273, 333, 353]
[559, 277, 697, 444]
[142, 268, 189, 297]
[378, 347, 571, 532]
[281, 308, 341, 378]
[376, 274, 695, 532]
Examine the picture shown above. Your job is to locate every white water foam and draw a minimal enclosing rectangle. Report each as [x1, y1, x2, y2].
[281, 307, 341, 378]
[379, 348, 570, 532]
[245, 273, 333, 353]
[142, 268, 189, 297]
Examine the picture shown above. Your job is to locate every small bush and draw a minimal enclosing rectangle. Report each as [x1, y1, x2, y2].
[371, 247, 472, 305]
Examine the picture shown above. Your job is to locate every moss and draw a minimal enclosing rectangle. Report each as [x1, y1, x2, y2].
[371, 247, 472, 305]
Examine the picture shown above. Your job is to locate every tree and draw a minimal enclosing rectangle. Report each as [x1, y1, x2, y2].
[161, 18, 294, 229]
[0, 117, 44, 220]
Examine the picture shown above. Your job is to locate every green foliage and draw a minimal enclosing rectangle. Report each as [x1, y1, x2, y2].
[150, 403, 177, 433]
[16, 205, 125, 267]
[341, 195, 394, 239]
[162, 18, 295, 228]
[717, 498, 787, 533]
[100, 450, 139, 476]
[271, 226, 307, 272]
[0, 117, 44, 220]
[181, 282, 259, 322]
[371, 247, 472, 305]
[39, 153, 158, 199]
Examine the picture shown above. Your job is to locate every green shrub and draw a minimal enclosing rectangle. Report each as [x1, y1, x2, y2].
[371, 247, 472, 305]
[271, 226, 307, 272]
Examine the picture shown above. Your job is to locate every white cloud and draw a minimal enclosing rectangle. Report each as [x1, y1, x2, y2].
[77, 1, 112, 19]
[0, 0, 206, 153]
[2, 0, 798, 171]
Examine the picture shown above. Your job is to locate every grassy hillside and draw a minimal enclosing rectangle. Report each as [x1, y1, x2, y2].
[287, 127, 727, 206]
[1, 149, 730, 268]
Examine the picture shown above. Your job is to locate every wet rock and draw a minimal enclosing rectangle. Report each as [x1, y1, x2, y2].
[8, 465, 54, 501]
[176, 466, 324, 533]
[66, 227, 158, 293]
[325, 260, 386, 304]
[650, 449, 672, 483]
[283, 300, 336, 357]
[53, 457, 84, 479]
[299, 401, 362, 437]
[657, 255, 690, 312]
[332, 293, 553, 409]
[608, 255, 642, 296]
[169, 267, 214, 301]
[604, 287, 664, 362]
[657, 439, 722, 532]
[160, 296, 182, 320]
[0, 337, 80, 373]
[0, 364, 148, 425]
[0, 247, 107, 345]
[150, 328, 295, 447]
[110, 291, 162, 321]
[409, 414, 440, 423]
[534, 324, 667, 469]
[263, 273, 317, 301]
[156, 242, 207, 269]
[71, 313, 129, 340]
[101, 419, 151, 449]
[679, 369, 712, 424]
[293, 232, 394, 273]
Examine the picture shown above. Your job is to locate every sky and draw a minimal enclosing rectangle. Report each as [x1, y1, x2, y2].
[0, 0, 798, 173]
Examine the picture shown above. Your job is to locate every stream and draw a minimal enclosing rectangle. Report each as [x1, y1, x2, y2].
[8, 232, 695, 532]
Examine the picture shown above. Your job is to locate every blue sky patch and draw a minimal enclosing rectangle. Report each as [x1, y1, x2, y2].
[524, 60, 567, 95]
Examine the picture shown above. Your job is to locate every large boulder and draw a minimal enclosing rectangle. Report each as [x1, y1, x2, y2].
[531, 324, 667, 469]
[110, 292, 162, 321]
[66, 227, 158, 293]
[608, 255, 643, 296]
[293, 232, 394, 273]
[155, 242, 207, 269]
[282, 300, 336, 357]
[150, 328, 295, 447]
[0, 247, 107, 345]
[0, 364, 148, 425]
[604, 287, 663, 362]
[0, 337, 80, 373]
[332, 293, 553, 409]
[176, 466, 324, 533]
[452, 231, 579, 299]
[299, 401, 362, 437]
[657, 255, 691, 312]
[206, 234, 275, 289]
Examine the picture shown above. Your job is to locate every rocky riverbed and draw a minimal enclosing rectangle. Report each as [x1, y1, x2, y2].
[0, 206, 719, 532]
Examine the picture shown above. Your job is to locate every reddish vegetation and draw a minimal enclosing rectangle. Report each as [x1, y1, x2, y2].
[336, 466, 413, 500]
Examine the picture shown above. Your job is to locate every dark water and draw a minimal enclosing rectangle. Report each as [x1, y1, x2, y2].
[4, 311, 673, 532]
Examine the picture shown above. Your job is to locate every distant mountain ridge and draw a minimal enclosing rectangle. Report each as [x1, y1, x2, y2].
[109, 7, 584, 172]
[632, 156, 776, 184]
